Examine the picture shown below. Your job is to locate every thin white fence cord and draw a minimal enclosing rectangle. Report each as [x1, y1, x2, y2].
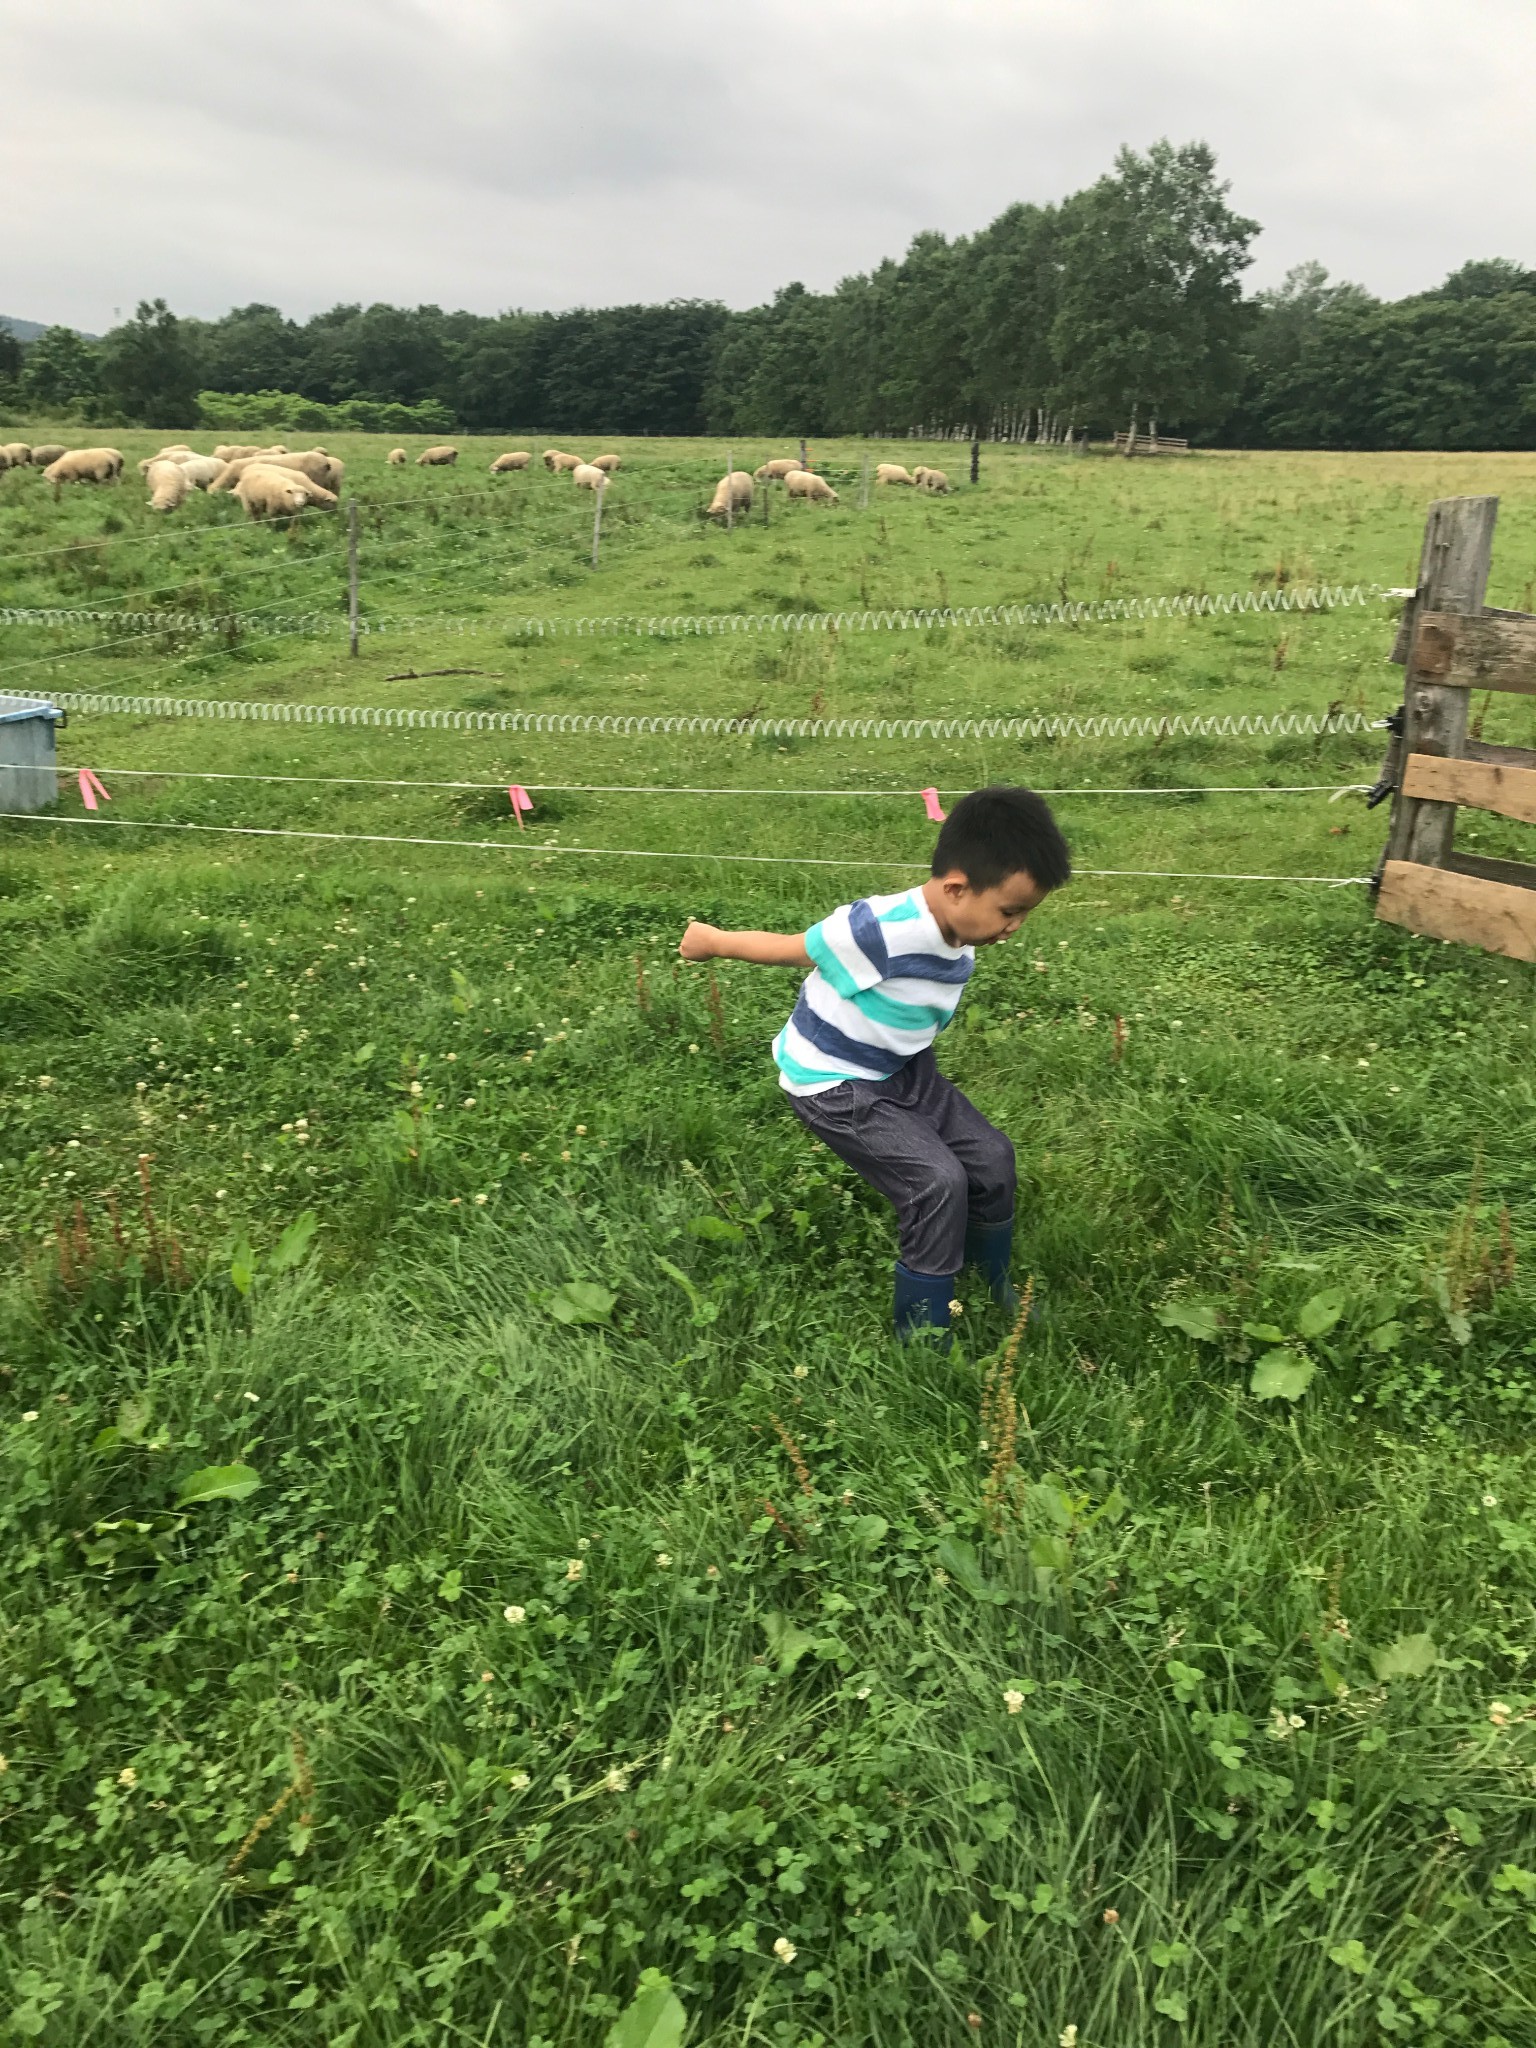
[0, 809, 1373, 886]
[1, 578, 1387, 642]
[41, 763, 1375, 800]
[17, 687, 1378, 745]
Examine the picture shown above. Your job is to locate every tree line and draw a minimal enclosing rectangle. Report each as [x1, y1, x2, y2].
[4, 140, 1533, 449]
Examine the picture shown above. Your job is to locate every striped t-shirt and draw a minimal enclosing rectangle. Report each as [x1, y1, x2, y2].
[773, 887, 975, 1096]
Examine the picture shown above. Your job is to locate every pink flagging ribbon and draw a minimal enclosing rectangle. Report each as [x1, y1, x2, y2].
[508, 784, 534, 830]
[78, 768, 112, 812]
[920, 787, 947, 822]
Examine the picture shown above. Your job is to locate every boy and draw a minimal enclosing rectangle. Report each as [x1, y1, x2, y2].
[679, 785, 1071, 1342]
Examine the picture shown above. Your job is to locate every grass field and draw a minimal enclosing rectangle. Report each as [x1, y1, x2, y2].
[3, 436, 1536, 2048]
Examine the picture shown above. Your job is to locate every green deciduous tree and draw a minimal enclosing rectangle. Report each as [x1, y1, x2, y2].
[1051, 139, 1258, 445]
[20, 324, 101, 414]
[99, 298, 202, 427]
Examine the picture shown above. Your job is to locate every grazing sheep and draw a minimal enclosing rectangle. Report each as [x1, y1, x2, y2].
[417, 445, 458, 466]
[29, 444, 66, 466]
[44, 448, 124, 485]
[491, 451, 532, 472]
[705, 470, 754, 521]
[572, 463, 608, 491]
[2, 442, 33, 467]
[387, 448, 407, 466]
[753, 458, 802, 482]
[231, 464, 337, 520]
[210, 449, 344, 495]
[542, 449, 581, 472]
[591, 453, 621, 473]
[176, 455, 225, 490]
[145, 459, 190, 513]
[785, 468, 838, 504]
[913, 466, 951, 494]
[212, 443, 268, 461]
[876, 463, 915, 487]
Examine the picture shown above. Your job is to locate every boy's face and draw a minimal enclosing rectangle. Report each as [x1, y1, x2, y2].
[928, 867, 1047, 947]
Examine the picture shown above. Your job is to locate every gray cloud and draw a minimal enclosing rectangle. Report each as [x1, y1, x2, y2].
[4, 0, 1533, 331]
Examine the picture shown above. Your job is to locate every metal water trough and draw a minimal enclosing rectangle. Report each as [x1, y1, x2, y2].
[0, 697, 64, 813]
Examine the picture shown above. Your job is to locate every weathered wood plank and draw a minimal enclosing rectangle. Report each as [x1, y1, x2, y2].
[1377, 859, 1536, 962]
[1445, 850, 1536, 890]
[1410, 610, 1536, 694]
[1385, 497, 1499, 871]
[1466, 737, 1536, 771]
[1400, 751, 1536, 825]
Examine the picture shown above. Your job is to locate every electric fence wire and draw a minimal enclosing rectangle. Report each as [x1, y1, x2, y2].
[20, 686, 1379, 746]
[0, 808, 1374, 886]
[1, 577, 1388, 643]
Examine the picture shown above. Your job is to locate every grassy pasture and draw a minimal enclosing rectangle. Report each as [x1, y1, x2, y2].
[2, 439, 1536, 2048]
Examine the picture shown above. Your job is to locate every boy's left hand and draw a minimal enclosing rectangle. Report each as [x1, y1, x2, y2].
[679, 920, 719, 961]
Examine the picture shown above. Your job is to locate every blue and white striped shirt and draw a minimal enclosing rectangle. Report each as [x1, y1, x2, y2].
[773, 887, 974, 1096]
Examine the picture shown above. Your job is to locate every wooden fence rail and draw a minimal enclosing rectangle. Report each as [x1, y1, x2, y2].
[1372, 495, 1536, 962]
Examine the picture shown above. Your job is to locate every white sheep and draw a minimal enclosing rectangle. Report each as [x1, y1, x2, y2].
[913, 466, 951, 494]
[753, 458, 801, 481]
[491, 451, 532, 472]
[706, 470, 754, 521]
[417, 445, 459, 466]
[387, 448, 407, 466]
[876, 463, 915, 487]
[591, 453, 621, 473]
[542, 449, 581, 472]
[785, 469, 838, 504]
[43, 448, 124, 485]
[145, 459, 189, 512]
[572, 463, 608, 491]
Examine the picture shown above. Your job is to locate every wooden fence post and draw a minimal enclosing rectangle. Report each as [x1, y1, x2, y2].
[591, 477, 606, 569]
[725, 447, 733, 532]
[347, 496, 359, 657]
[1383, 496, 1498, 871]
[970, 437, 980, 486]
[859, 449, 871, 509]
[799, 438, 809, 472]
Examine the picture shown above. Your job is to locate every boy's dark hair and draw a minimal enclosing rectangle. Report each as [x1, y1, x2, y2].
[931, 785, 1072, 893]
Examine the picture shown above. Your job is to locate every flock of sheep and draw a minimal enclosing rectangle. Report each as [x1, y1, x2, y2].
[2, 435, 953, 526]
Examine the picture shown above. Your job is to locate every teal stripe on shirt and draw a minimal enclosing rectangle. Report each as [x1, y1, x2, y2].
[772, 1028, 853, 1087]
[804, 921, 863, 1000]
[851, 984, 956, 1031]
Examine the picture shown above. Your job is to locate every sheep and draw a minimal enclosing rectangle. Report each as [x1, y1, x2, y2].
[542, 449, 581, 472]
[753, 457, 802, 482]
[43, 448, 124, 485]
[209, 449, 344, 495]
[785, 468, 838, 504]
[145, 459, 190, 513]
[29, 444, 66, 466]
[417, 445, 458, 466]
[232, 464, 338, 520]
[232, 464, 313, 521]
[591, 453, 621, 473]
[177, 455, 225, 490]
[876, 463, 915, 487]
[491, 451, 532, 472]
[913, 466, 951, 494]
[705, 470, 754, 521]
[2, 442, 33, 467]
[213, 443, 274, 461]
[387, 448, 407, 466]
[572, 463, 608, 491]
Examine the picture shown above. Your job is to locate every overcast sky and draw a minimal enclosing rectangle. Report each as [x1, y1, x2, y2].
[5, 0, 1533, 332]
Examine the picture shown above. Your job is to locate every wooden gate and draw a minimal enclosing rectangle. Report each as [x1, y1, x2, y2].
[1373, 495, 1536, 963]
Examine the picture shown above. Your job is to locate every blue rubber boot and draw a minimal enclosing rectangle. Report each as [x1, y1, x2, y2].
[965, 1215, 1022, 1315]
[894, 1262, 958, 1347]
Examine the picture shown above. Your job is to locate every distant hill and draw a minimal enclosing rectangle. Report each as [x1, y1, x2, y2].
[0, 314, 99, 343]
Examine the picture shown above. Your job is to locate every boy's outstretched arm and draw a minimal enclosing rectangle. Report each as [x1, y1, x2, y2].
[680, 919, 811, 968]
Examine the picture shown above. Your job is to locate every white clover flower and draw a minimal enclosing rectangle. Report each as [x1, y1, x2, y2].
[949, 1299, 964, 1317]
[773, 1937, 797, 1964]
[509, 1769, 531, 1791]
[655, 1552, 672, 1568]
[117, 1766, 138, 1789]
[1483, 1493, 1498, 1508]
[792, 1364, 809, 1379]
[474, 1193, 488, 1206]
[1004, 1688, 1025, 1715]
[564, 1558, 584, 1582]
[503, 1604, 526, 1625]
[1489, 1700, 1512, 1727]
[21, 1411, 39, 1423]
[1060, 2029, 1078, 2048]
[604, 1767, 629, 1793]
